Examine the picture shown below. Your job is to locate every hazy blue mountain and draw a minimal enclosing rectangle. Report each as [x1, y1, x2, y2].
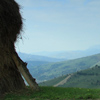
[27, 61, 50, 69]
[18, 52, 65, 62]
[27, 53, 100, 83]
[32, 45, 100, 60]
[17, 45, 100, 83]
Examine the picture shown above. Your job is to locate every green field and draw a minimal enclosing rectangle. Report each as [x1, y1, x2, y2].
[3, 86, 100, 100]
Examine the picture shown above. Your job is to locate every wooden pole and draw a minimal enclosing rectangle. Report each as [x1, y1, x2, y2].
[12, 52, 39, 90]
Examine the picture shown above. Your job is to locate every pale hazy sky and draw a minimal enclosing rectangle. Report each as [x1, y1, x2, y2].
[15, 0, 100, 53]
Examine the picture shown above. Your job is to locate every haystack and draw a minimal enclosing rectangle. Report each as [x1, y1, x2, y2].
[0, 0, 38, 96]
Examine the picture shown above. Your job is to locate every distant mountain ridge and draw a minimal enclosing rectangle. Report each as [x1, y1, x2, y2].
[17, 47, 100, 83]
[17, 45, 100, 61]
[32, 45, 100, 59]
[18, 52, 65, 62]
[27, 53, 100, 83]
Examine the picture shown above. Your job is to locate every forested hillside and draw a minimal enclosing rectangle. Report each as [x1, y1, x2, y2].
[40, 65, 100, 88]
[28, 53, 100, 82]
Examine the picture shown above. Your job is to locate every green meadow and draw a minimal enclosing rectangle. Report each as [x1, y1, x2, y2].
[3, 86, 100, 100]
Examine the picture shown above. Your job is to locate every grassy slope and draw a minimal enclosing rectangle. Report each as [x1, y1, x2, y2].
[40, 65, 100, 88]
[4, 87, 100, 100]
[61, 65, 100, 88]
[39, 74, 69, 86]
[30, 53, 100, 82]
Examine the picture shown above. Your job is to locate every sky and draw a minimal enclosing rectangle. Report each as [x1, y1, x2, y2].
[15, 0, 100, 54]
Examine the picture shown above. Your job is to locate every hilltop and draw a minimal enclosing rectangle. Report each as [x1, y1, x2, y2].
[18, 52, 64, 62]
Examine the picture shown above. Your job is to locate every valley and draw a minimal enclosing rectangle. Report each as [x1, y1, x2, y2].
[18, 51, 100, 85]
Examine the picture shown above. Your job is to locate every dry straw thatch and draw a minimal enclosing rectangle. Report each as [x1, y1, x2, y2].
[0, 0, 23, 48]
[0, 0, 25, 95]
